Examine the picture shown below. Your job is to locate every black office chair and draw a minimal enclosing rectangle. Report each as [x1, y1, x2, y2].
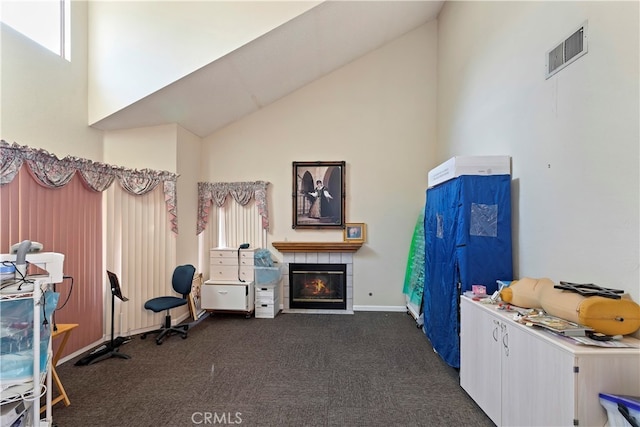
[141, 264, 195, 345]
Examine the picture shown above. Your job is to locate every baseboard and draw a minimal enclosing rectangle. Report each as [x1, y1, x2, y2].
[59, 311, 195, 365]
[353, 305, 407, 312]
[58, 337, 107, 365]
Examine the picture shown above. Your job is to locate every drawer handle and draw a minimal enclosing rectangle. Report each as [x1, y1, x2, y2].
[217, 290, 228, 294]
[261, 304, 268, 307]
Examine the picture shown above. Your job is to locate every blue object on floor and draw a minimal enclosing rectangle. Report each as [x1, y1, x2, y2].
[423, 175, 513, 368]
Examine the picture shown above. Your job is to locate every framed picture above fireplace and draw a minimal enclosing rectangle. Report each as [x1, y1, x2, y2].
[344, 223, 366, 243]
[292, 161, 345, 229]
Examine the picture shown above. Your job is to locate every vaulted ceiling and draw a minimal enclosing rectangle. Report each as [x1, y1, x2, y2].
[91, 1, 444, 138]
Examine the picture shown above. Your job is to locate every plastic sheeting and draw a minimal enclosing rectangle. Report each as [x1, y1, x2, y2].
[423, 175, 512, 368]
[403, 208, 425, 308]
[0, 291, 59, 382]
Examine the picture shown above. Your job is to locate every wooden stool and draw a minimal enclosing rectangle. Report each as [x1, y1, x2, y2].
[40, 323, 78, 413]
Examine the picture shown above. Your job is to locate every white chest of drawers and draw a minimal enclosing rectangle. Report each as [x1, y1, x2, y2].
[209, 247, 255, 282]
[204, 248, 256, 317]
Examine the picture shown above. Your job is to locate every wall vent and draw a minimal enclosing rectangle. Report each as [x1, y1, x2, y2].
[545, 21, 588, 79]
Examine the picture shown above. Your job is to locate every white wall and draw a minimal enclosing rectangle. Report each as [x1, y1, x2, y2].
[103, 124, 202, 266]
[176, 125, 203, 266]
[202, 22, 438, 308]
[437, 2, 639, 304]
[87, 1, 319, 125]
[103, 124, 178, 172]
[1, 1, 102, 159]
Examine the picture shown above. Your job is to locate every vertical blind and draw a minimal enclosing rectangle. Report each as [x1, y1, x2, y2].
[218, 198, 266, 249]
[1, 142, 180, 356]
[199, 199, 265, 279]
[0, 165, 103, 359]
[105, 183, 177, 335]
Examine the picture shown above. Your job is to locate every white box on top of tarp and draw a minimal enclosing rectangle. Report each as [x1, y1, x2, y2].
[428, 156, 511, 188]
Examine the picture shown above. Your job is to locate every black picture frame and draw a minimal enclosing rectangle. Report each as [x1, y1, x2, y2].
[292, 161, 345, 229]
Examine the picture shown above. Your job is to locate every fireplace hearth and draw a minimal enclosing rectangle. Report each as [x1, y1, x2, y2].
[289, 263, 347, 310]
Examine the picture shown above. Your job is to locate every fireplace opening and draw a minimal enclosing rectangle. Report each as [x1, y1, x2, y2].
[289, 263, 347, 310]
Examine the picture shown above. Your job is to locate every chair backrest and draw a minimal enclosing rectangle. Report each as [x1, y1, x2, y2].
[172, 264, 196, 298]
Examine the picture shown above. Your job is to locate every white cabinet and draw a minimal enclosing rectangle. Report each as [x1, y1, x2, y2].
[201, 280, 254, 318]
[210, 248, 255, 282]
[460, 297, 640, 427]
[459, 302, 503, 423]
[499, 315, 576, 426]
[205, 247, 255, 317]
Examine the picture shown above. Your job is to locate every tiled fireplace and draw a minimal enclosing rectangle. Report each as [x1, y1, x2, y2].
[282, 252, 353, 313]
[272, 241, 363, 314]
[289, 262, 347, 310]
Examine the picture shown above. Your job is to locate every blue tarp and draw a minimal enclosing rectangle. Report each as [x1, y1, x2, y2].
[423, 175, 512, 368]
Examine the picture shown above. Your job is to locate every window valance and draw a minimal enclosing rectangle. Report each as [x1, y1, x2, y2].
[0, 140, 179, 233]
[197, 181, 269, 235]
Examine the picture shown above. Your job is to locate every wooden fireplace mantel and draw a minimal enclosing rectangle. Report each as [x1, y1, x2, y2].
[271, 241, 363, 253]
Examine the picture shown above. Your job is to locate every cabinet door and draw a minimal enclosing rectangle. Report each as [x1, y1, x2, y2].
[501, 323, 575, 427]
[575, 353, 640, 426]
[201, 284, 248, 311]
[460, 298, 502, 425]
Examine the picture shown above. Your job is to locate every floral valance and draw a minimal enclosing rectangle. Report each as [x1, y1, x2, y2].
[1, 140, 179, 233]
[198, 181, 269, 235]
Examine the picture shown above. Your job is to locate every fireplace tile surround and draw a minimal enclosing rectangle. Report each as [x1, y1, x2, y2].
[281, 252, 353, 314]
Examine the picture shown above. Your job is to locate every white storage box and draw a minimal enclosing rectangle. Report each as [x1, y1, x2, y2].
[255, 300, 280, 318]
[255, 284, 279, 304]
[599, 393, 640, 427]
[428, 156, 511, 188]
[254, 265, 282, 286]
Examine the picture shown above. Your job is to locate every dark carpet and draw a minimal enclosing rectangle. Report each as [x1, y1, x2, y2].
[51, 312, 494, 427]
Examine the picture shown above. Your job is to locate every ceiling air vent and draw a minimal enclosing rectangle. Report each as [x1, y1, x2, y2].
[546, 21, 588, 79]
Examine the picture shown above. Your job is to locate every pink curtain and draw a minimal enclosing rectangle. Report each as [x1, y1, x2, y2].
[1, 140, 179, 233]
[0, 140, 180, 358]
[0, 165, 103, 359]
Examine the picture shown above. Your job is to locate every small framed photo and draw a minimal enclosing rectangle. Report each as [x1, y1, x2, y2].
[344, 223, 366, 242]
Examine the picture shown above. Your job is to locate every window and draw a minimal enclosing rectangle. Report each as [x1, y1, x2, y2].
[1, 0, 70, 60]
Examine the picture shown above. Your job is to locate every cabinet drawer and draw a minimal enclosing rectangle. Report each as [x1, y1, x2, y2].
[209, 256, 255, 267]
[210, 265, 254, 281]
[255, 301, 280, 318]
[210, 257, 237, 266]
[210, 248, 255, 265]
[255, 286, 279, 304]
[210, 249, 234, 258]
[202, 283, 250, 311]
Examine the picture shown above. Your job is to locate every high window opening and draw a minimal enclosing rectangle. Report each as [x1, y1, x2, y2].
[1, 0, 71, 60]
